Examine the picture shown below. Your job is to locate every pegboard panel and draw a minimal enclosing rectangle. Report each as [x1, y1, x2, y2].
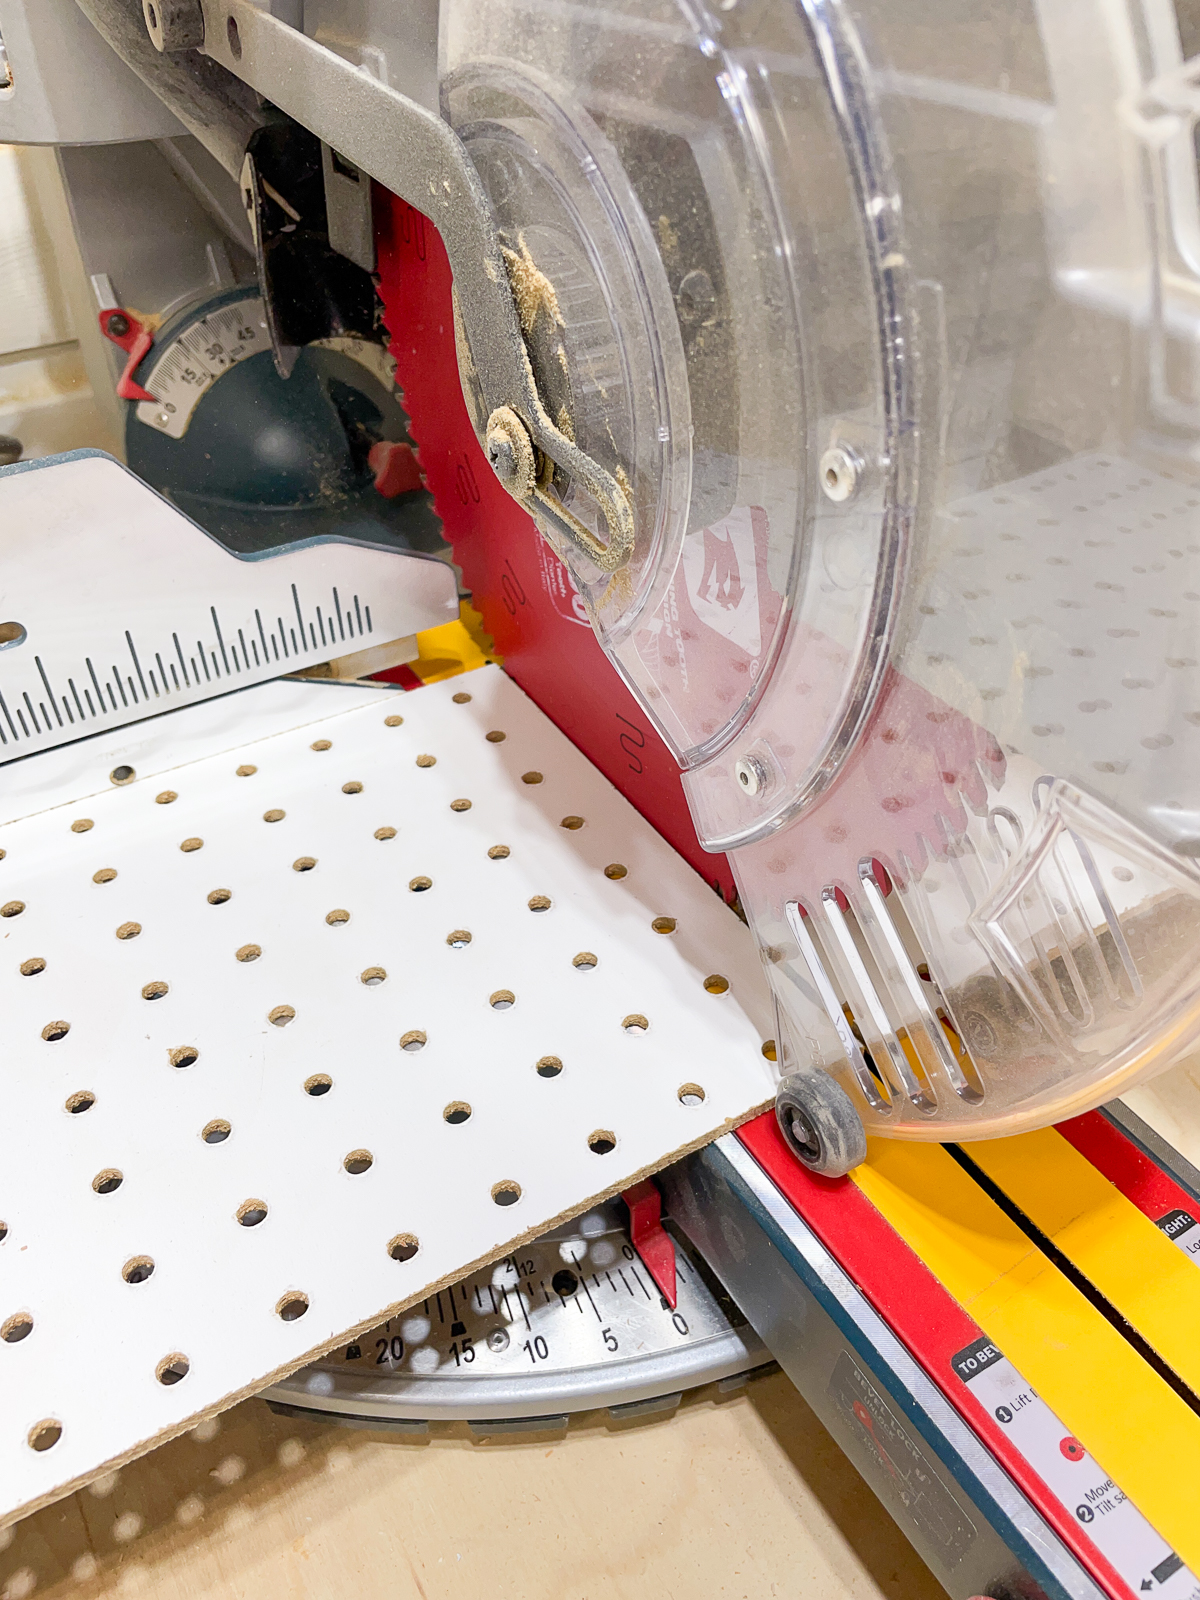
[909, 452, 1199, 847]
[0, 666, 775, 1525]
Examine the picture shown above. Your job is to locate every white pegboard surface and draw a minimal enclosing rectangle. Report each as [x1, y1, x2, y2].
[0, 666, 775, 1525]
[906, 452, 1199, 849]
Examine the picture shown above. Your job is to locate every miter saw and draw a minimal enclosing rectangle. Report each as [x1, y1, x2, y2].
[3, 0, 1200, 1594]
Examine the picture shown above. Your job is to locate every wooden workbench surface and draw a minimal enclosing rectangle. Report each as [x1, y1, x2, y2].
[0, 1371, 942, 1600]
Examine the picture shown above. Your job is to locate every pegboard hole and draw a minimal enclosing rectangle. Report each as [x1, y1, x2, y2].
[237, 1200, 267, 1227]
[237, 764, 257, 777]
[293, 857, 317, 873]
[452, 691, 472, 704]
[20, 957, 45, 977]
[528, 895, 552, 912]
[110, 765, 135, 786]
[384, 714, 404, 727]
[207, 887, 231, 905]
[604, 864, 627, 880]
[276, 1292, 309, 1321]
[522, 771, 543, 785]
[93, 868, 117, 884]
[93, 1169, 123, 1194]
[375, 827, 397, 841]
[560, 816, 585, 831]
[123, 1257, 154, 1284]
[388, 1234, 419, 1262]
[42, 1021, 70, 1042]
[652, 917, 677, 935]
[263, 809, 285, 823]
[65, 1090, 95, 1114]
[325, 909, 350, 926]
[450, 798, 472, 812]
[70, 818, 93, 834]
[446, 930, 472, 948]
[490, 989, 515, 1010]
[622, 1014, 649, 1035]
[169, 1046, 198, 1068]
[236, 944, 262, 962]
[1, 900, 25, 918]
[311, 739, 332, 752]
[572, 952, 598, 970]
[2, 1314, 33, 1344]
[536, 1056, 563, 1078]
[343, 1150, 374, 1175]
[488, 844, 510, 860]
[408, 876, 432, 893]
[761, 1039, 777, 1062]
[587, 1130, 617, 1155]
[678, 1083, 706, 1106]
[142, 981, 169, 1001]
[156, 791, 178, 805]
[269, 1005, 296, 1026]
[400, 1030, 427, 1052]
[485, 730, 506, 743]
[156, 1354, 190, 1385]
[703, 974, 730, 995]
[491, 1180, 521, 1207]
[415, 754, 436, 768]
[202, 1120, 230, 1144]
[27, 1420, 61, 1453]
[342, 781, 363, 795]
[443, 1102, 472, 1125]
[116, 921, 141, 940]
[180, 837, 204, 853]
[304, 1074, 332, 1097]
[360, 967, 387, 986]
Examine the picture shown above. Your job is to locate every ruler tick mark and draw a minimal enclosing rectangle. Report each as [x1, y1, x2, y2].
[173, 633, 191, 688]
[35, 659, 63, 727]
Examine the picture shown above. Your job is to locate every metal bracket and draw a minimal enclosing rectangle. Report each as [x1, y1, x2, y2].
[71, 0, 635, 572]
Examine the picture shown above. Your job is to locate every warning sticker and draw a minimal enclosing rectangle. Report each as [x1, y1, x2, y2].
[952, 1337, 1199, 1600]
[1155, 1209, 1200, 1266]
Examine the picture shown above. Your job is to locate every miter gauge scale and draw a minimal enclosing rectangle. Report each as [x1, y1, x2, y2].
[265, 1198, 769, 1431]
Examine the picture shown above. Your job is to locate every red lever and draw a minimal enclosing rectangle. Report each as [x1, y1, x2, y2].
[368, 439, 424, 498]
[98, 308, 158, 404]
[622, 1179, 677, 1309]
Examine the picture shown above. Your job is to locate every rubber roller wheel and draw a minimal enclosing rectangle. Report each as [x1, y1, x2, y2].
[774, 1069, 867, 1177]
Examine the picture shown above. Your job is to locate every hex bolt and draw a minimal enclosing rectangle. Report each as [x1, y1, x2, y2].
[819, 444, 862, 504]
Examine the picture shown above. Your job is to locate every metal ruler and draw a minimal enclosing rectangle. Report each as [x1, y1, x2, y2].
[0, 452, 457, 762]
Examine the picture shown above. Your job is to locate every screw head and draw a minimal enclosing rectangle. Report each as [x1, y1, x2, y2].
[486, 1327, 510, 1353]
[735, 756, 767, 797]
[487, 433, 518, 486]
[819, 444, 861, 504]
[106, 313, 130, 339]
[484, 407, 536, 502]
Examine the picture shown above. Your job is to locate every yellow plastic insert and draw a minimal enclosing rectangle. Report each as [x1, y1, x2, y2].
[852, 1139, 1200, 1568]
